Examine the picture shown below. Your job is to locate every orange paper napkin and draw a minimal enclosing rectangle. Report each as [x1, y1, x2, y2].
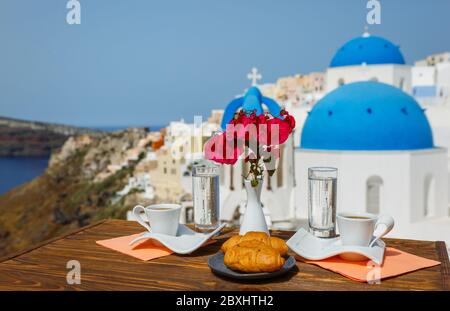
[297, 247, 440, 282]
[96, 233, 215, 261]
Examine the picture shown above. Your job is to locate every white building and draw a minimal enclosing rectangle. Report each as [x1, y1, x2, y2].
[295, 81, 449, 242]
[319, 32, 450, 223]
[326, 31, 411, 94]
[195, 31, 450, 246]
[116, 173, 155, 202]
[415, 52, 450, 66]
[217, 33, 450, 246]
[165, 118, 221, 161]
[412, 63, 450, 106]
[412, 65, 436, 107]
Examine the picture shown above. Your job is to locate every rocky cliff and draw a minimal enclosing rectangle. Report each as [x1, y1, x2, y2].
[0, 128, 155, 257]
[0, 116, 100, 156]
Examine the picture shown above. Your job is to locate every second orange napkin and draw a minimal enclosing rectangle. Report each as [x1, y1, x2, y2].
[96, 233, 216, 261]
[296, 247, 440, 282]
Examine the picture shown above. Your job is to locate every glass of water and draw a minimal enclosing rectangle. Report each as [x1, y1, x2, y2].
[192, 160, 220, 232]
[308, 167, 338, 238]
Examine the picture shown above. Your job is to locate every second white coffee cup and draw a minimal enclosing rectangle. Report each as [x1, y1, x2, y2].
[133, 204, 182, 236]
[337, 212, 394, 247]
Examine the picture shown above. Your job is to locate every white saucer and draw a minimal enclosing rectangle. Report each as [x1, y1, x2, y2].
[129, 223, 226, 254]
[286, 228, 386, 265]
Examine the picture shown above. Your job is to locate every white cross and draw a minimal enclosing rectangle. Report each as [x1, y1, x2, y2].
[247, 67, 262, 86]
[363, 25, 370, 37]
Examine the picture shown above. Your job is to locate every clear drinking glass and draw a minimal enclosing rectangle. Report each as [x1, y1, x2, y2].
[308, 167, 338, 238]
[192, 160, 220, 231]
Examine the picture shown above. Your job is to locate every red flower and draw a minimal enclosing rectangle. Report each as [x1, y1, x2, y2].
[258, 111, 295, 146]
[204, 132, 244, 165]
[266, 117, 291, 145]
[204, 109, 295, 166]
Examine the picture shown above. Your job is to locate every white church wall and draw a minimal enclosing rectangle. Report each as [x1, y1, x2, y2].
[285, 104, 309, 147]
[392, 65, 412, 94]
[405, 218, 450, 247]
[261, 188, 292, 222]
[326, 65, 411, 94]
[425, 108, 450, 202]
[436, 63, 450, 105]
[411, 63, 450, 106]
[220, 161, 244, 221]
[338, 152, 411, 234]
[294, 149, 450, 239]
[412, 66, 436, 86]
[260, 137, 297, 223]
[409, 148, 448, 222]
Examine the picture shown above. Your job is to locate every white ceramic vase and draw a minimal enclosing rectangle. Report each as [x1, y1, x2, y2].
[239, 178, 269, 235]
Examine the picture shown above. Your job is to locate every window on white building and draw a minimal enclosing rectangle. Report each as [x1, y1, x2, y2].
[424, 174, 436, 217]
[338, 78, 345, 87]
[366, 176, 383, 214]
[399, 78, 405, 90]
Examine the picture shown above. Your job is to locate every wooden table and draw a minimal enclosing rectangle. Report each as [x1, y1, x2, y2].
[0, 219, 448, 291]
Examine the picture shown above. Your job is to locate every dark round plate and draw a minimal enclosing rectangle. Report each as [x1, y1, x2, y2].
[208, 252, 296, 280]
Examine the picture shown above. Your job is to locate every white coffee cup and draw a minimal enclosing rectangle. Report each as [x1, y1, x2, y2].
[337, 212, 394, 247]
[132, 204, 181, 236]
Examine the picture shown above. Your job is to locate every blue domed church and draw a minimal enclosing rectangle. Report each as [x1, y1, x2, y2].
[326, 31, 412, 94]
[301, 82, 433, 151]
[217, 32, 450, 242]
[295, 80, 449, 240]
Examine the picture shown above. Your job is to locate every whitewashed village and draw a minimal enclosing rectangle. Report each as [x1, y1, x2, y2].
[97, 31, 450, 247]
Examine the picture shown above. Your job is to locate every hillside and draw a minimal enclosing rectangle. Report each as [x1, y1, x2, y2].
[0, 128, 154, 257]
[0, 116, 100, 156]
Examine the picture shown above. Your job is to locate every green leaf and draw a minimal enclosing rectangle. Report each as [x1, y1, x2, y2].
[251, 179, 259, 187]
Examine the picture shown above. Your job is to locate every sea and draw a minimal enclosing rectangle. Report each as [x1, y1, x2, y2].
[0, 125, 164, 195]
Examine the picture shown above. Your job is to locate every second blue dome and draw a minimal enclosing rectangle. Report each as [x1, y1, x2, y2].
[330, 35, 406, 68]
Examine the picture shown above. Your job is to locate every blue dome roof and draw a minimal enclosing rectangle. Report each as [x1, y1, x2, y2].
[301, 82, 434, 151]
[330, 35, 405, 68]
[221, 87, 282, 129]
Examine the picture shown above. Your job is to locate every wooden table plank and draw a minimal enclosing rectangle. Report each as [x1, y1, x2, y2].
[436, 241, 450, 290]
[0, 219, 448, 291]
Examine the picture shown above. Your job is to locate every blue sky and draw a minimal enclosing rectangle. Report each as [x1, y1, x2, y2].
[1, 0, 450, 127]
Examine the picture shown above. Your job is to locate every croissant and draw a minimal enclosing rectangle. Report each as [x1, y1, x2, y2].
[224, 240, 285, 273]
[221, 232, 288, 256]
